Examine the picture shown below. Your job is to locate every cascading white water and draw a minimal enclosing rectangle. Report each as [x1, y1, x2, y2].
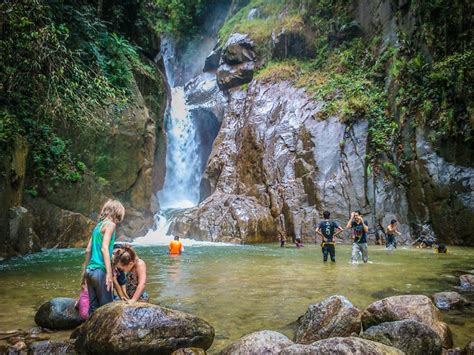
[134, 38, 204, 246]
[158, 87, 201, 209]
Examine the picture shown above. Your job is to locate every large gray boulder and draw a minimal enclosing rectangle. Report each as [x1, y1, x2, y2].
[220, 330, 293, 355]
[294, 295, 362, 343]
[281, 337, 404, 354]
[362, 295, 452, 348]
[460, 274, 474, 289]
[73, 302, 214, 354]
[361, 319, 443, 355]
[432, 291, 470, 310]
[221, 33, 255, 64]
[35, 297, 83, 330]
[216, 62, 254, 91]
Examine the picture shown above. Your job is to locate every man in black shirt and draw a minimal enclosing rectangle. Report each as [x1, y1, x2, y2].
[346, 211, 369, 263]
[316, 211, 344, 262]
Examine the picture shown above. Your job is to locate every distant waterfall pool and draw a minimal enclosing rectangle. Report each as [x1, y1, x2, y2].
[1, 245, 473, 352]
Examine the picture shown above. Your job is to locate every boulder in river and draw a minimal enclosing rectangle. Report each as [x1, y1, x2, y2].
[432, 291, 470, 310]
[294, 295, 362, 343]
[34, 297, 83, 330]
[72, 302, 214, 354]
[460, 274, 474, 289]
[361, 319, 443, 355]
[281, 336, 404, 355]
[221, 33, 255, 65]
[216, 62, 254, 91]
[362, 295, 453, 348]
[220, 330, 293, 355]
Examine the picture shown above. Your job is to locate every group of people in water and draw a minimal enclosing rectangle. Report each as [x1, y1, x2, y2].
[280, 210, 447, 263]
[79, 200, 447, 318]
[78, 199, 184, 319]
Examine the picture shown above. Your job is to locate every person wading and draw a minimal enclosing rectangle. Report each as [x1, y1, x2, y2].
[347, 211, 369, 263]
[316, 211, 344, 262]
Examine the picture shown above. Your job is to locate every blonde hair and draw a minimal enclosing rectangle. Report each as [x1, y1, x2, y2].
[99, 199, 125, 223]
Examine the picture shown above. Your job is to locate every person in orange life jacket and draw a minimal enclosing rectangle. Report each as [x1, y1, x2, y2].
[169, 236, 183, 255]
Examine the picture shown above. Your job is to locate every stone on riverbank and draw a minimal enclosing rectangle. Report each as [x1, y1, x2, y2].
[433, 291, 470, 310]
[466, 340, 474, 355]
[294, 295, 362, 343]
[361, 319, 443, 355]
[34, 297, 83, 330]
[460, 274, 474, 289]
[362, 295, 453, 348]
[219, 330, 293, 355]
[72, 302, 214, 354]
[281, 336, 403, 355]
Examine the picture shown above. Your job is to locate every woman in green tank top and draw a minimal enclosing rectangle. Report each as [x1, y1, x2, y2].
[81, 199, 125, 314]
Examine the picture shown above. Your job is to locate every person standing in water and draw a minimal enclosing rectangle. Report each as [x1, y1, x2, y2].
[316, 211, 344, 262]
[169, 236, 183, 255]
[386, 219, 401, 249]
[82, 199, 125, 314]
[346, 211, 369, 263]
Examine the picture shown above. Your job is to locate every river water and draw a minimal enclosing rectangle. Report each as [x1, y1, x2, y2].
[1, 244, 473, 352]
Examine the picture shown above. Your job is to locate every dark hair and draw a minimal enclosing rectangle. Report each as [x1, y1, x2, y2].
[113, 245, 137, 267]
[323, 211, 330, 219]
[391, 219, 397, 224]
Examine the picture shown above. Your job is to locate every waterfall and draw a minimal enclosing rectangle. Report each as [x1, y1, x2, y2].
[158, 86, 201, 209]
[134, 38, 216, 246]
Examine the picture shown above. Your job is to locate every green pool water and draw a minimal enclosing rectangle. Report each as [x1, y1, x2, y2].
[1, 244, 473, 352]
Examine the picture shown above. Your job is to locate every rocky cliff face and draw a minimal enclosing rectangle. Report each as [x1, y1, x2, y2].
[168, 0, 473, 245]
[1, 60, 167, 258]
[170, 80, 410, 243]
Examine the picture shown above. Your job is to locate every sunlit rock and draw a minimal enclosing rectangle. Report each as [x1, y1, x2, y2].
[294, 295, 362, 343]
[362, 295, 453, 348]
[73, 302, 214, 354]
[361, 319, 443, 355]
[220, 330, 293, 355]
[432, 291, 470, 310]
[281, 337, 403, 354]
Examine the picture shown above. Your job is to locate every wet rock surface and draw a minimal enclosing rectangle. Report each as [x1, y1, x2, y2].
[170, 192, 276, 243]
[460, 274, 474, 289]
[34, 297, 83, 330]
[272, 28, 306, 59]
[220, 33, 255, 64]
[433, 291, 470, 310]
[73, 302, 214, 354]
[361, 319, 443, 355]
[294, 295, 362, 343]
[220, 330, 293, 355]
[362, 295, 453, 348]
[169, 80, 410, 243]
[281, 336, 404, 355]
[216, 62, 254, 91]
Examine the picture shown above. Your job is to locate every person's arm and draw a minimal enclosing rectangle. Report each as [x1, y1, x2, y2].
[334, 226, 344, 237]
[346, 212, 354, 229]
[362, 219, 369, 233]
[315, 227, 325, 240]
[100, 222, 115, 292]
[113, 277, 129, 301]
[130, 260, 147, 303]
[81, 237, 92, 285]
